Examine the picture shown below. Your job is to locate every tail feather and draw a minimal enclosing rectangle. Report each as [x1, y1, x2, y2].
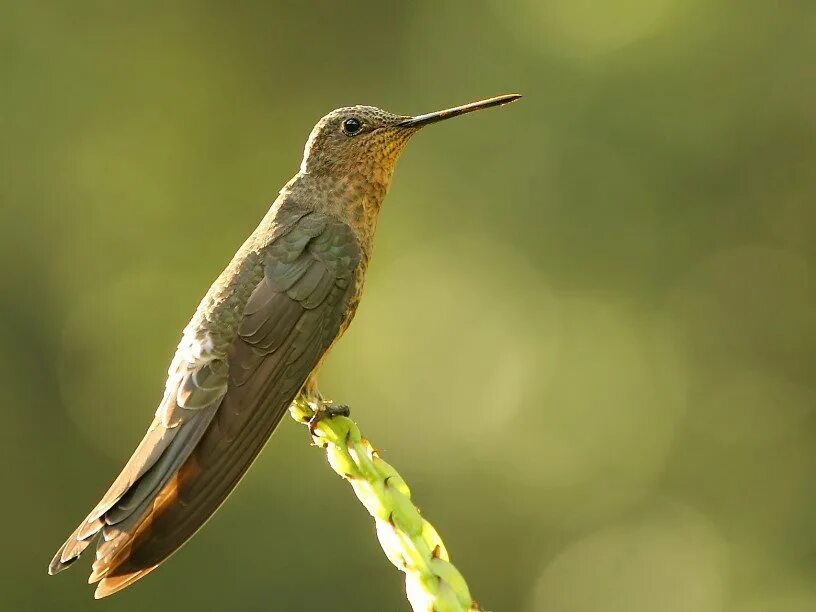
[47, 405, 218, 583]
[93, 565, 158, 598]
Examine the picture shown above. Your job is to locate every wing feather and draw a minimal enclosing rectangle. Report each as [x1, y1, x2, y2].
[49, 215, 362, 598]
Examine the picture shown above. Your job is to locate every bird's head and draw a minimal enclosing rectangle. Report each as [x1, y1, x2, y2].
[298, 94, 521, 197]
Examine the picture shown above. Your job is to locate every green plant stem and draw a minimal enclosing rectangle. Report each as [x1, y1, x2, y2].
[290, 398, 479, 612]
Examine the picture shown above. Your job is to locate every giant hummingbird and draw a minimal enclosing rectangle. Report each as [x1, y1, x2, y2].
[48, 94, 521, 598]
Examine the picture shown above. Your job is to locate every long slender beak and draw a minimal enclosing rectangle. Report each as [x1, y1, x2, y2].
[397, 93, 522, 128]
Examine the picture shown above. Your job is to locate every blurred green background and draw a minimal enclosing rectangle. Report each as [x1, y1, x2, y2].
[2, 1, 816, 610]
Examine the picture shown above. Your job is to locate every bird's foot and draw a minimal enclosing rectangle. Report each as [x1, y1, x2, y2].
[307, 403, 351, 439]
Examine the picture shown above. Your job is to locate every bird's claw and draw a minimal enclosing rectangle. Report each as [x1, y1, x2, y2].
[307, 403, 351, 438]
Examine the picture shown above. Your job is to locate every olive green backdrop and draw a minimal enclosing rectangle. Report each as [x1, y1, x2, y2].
[2, 1, 815, 611]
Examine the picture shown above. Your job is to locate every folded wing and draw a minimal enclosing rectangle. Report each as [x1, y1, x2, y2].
[50, 213, 361, 598]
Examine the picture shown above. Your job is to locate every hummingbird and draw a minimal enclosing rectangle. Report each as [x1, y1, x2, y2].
[48, 93, 521, 598]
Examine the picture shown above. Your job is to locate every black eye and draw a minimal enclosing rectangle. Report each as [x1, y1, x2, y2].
[342, 117, 362, 136]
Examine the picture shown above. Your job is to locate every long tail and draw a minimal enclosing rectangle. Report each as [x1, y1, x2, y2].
[48, 402, 218, 591]
[49, 341, 299, 598]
